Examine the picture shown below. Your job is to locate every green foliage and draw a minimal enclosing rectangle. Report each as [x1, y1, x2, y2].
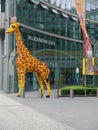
[60, 85, 97, 96]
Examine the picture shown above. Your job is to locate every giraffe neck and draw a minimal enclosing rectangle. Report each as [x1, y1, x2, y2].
[15, 30, 31, 55]
[15, 30, 24, 47]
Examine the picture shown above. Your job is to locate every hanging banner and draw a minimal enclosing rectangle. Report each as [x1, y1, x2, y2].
[82, 57, 94, 75]
[75, 0, 94, 75]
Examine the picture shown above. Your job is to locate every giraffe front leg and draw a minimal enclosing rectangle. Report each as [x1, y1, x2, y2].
[17, 85, 21, 97]
[17, 80, 25, 97]
[17, 68, 26, 97]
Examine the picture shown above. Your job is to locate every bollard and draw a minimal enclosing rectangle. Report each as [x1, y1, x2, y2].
[70, 89, 74, 98]
[38, 89, 42, 98]
[96, 89, 98, 97]
[21, 88, 25, 98]
[54, 89, 59, 98]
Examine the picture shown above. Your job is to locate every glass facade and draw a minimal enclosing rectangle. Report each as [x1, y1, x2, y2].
[86, 0, 98, 21]
[0, 0, 5, 12]
[15, 0, 83, 91]
[2, 0, 98, 93]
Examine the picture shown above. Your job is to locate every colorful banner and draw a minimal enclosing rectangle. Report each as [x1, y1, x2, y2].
[94, 57, 98, 75]
[75, 0, 94, 75]
[82, 57, 98, 75]
[82, 57, 94, 75]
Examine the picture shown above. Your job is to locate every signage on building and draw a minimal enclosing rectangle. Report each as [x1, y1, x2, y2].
[28, 35, 55, 46]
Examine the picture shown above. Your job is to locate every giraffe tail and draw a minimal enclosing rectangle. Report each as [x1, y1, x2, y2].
[45, 68, 50, 82]
[48, 68, 50, 75]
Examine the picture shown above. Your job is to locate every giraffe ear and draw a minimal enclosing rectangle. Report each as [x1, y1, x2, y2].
[10, 16, 17, 23]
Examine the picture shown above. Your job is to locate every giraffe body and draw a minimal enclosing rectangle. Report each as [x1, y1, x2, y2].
[6, 17, 51, 97]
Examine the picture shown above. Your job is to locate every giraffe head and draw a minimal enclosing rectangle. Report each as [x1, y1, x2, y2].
[6, 16, 20, 34]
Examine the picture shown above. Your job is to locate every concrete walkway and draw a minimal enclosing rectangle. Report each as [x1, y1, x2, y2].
[1, 90, 98, 130]
[0, 91, 75, 130]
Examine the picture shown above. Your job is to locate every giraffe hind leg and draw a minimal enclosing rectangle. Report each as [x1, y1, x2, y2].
[44, 78, 51, 98]
[36, 74, 45, 97]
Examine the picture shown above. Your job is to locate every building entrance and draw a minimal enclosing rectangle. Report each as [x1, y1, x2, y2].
[24, 67, 81, 91]
[25, 72, 33, 91]
[60, 68, 81, 87]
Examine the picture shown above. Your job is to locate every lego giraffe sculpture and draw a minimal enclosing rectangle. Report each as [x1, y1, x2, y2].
[6, 16, 51, 98]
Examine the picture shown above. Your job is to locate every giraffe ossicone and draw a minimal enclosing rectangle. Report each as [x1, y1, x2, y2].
[6, 16, 51, 98]
[10, 16, 17, 23]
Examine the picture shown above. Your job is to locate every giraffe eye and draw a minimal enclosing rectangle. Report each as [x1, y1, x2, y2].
[12, 25, 15, 28]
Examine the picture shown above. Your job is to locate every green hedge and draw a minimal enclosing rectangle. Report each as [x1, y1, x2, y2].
[61, 86, 97, 96]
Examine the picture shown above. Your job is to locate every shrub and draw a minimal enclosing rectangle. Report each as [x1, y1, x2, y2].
[60, 86, 97, 96]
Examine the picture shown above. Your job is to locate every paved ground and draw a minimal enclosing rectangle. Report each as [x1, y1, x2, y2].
[0, 91, 74, 130]
[1, 90, 98, 130]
